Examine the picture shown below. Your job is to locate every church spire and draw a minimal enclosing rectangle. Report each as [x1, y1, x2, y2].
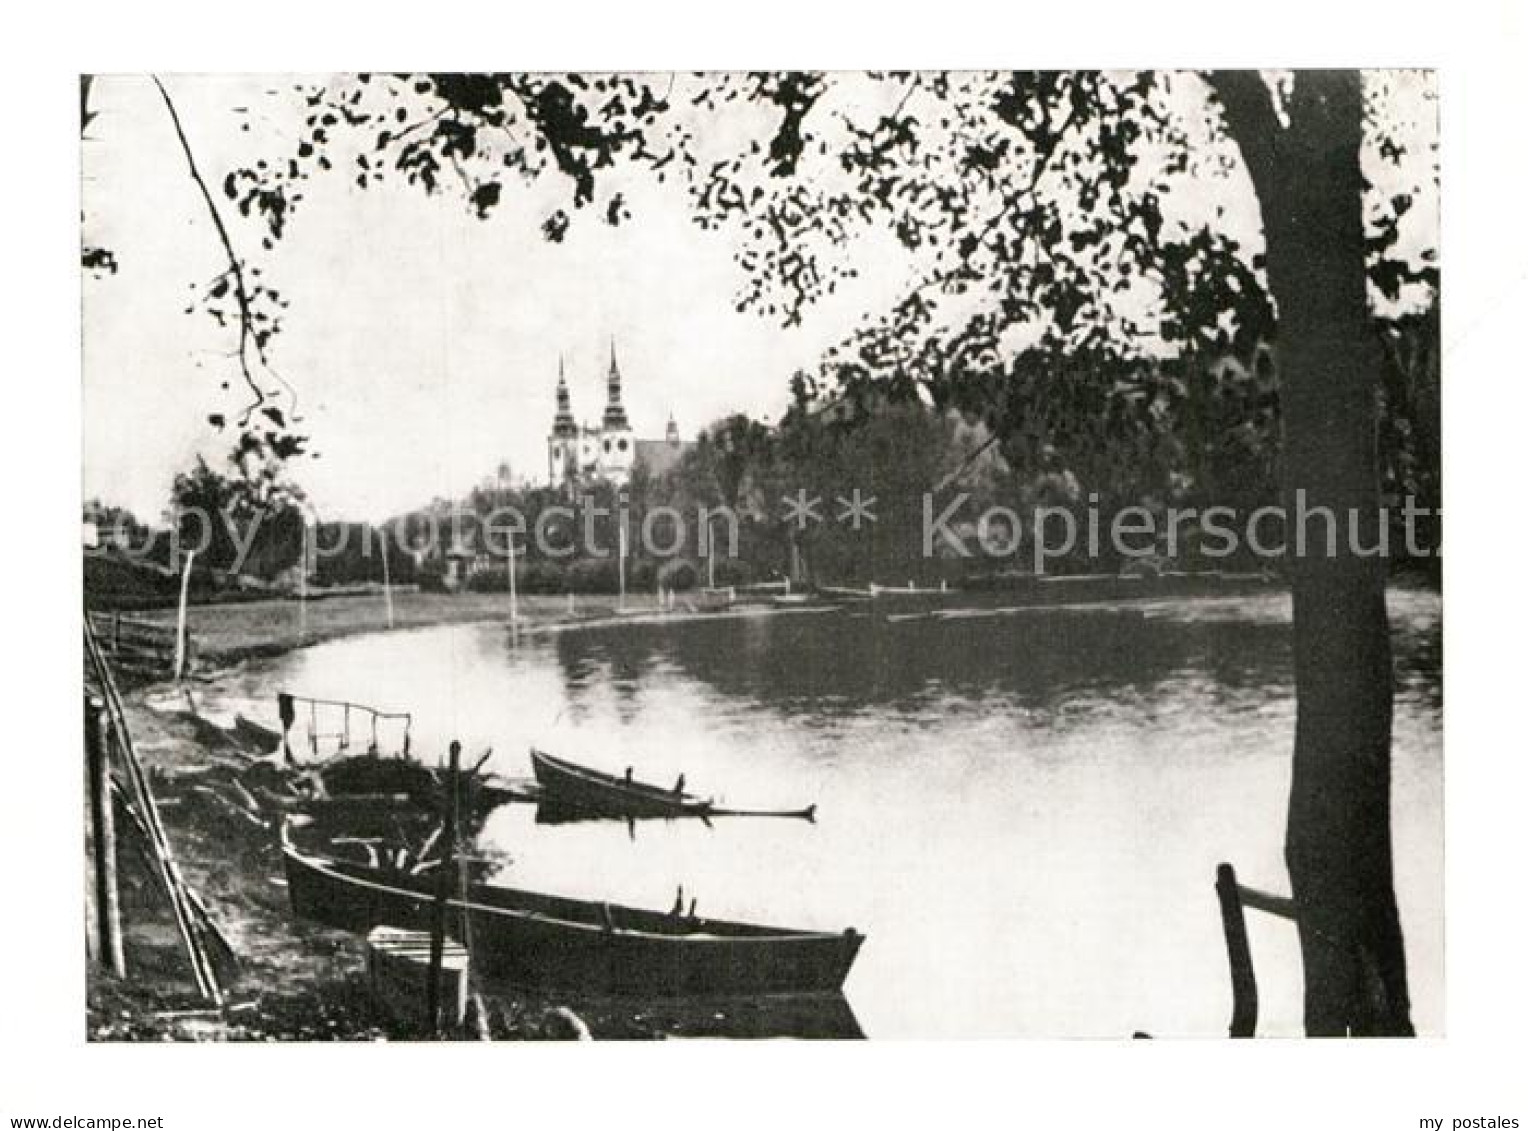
[602, 338, 630, 430]
[552, 356, 577, 438]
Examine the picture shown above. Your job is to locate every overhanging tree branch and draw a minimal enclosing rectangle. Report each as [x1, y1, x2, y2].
[851, 98, 1087, 375]
[152, 75, 269, 424]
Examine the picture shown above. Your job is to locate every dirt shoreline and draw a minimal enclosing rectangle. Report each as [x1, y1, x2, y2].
[87, 590, 856, 1041]
[127, 587, 833, 656]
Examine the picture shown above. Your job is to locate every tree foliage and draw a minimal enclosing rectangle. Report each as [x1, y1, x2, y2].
[174, 71, 1434, 508]
[168, 454, 306, 578]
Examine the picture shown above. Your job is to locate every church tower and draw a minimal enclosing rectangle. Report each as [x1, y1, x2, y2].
[547, 357, 579, 490]
[598, 340, 636, 483]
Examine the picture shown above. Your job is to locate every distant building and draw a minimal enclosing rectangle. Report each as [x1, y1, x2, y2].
[441, 541, 477, 592]
[477, 461, 515, 495]
[82, 502, 142, 553]
[547, 343, 692, 491]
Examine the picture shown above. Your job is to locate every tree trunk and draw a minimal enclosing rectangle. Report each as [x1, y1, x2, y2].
[1210, 70, 1413, 1035]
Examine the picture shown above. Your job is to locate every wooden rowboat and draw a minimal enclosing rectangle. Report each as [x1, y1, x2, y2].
[530, 749, 815, 821]
[312, 754, 521, 823]
[282, 823, 863, 996]
[320, 754, 439, 802]
[232, 713, 284, 752]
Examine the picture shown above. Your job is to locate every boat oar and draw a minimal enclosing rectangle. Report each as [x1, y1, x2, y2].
[700, 802, 817, 822]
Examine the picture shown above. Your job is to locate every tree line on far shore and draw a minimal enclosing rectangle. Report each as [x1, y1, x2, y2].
[89, 301, 1438, 598]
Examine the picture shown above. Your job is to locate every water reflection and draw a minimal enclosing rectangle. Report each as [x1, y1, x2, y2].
[552, 601, 1298, 721]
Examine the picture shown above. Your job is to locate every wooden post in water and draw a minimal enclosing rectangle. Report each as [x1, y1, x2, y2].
[617, 519, 628, 612]
[427, 740, 462, 1035]
[380, 525, 395, 630]
[708, 537, 716, 592]
[1215, 862, 1258, 1038]
[507, 530, 519, 637]
[85, 697, 126, 977]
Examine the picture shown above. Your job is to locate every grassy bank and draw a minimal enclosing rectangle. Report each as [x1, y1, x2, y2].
[123, 590, 665, 667]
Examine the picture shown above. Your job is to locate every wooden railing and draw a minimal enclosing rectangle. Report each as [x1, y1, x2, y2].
[1214, 862, 1298, 1038]
[277, 692, 413, 760]
[86, 610, 194, 680]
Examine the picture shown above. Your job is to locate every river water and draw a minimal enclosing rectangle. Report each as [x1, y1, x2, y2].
[239, 587, 1442, 1038]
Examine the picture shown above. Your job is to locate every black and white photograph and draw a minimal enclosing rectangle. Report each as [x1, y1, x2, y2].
[74, 67, 1445, 1043]
[74, 68, 1442, 1045]
[6, 4, 1526, 1118]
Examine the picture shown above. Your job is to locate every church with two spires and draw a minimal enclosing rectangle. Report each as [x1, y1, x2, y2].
[547, 343, 690, 491]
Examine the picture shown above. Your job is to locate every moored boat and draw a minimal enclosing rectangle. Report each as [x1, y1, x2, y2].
[281, 823, 863, 996]
[531, 749, 713, 817]
[314, 753, 523, 821]
[817, 584, 873, 601]
[320, 753, 439, 802]
[690, 587, 734, 612]
[232, 713, 284, 752]
[530, 749, 816, 821]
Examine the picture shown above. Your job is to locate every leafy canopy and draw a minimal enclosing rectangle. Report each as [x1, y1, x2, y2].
[168, 71, 1437, 489]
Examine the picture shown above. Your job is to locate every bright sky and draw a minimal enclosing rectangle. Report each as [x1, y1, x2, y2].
[82, 73, 1435, 524]
[82, 75, 922, 522]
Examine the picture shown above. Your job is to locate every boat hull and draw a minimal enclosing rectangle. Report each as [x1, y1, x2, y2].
[531, 750, 712, 818]
[320, 754, 437, 802]
[283, 840, 862, 997]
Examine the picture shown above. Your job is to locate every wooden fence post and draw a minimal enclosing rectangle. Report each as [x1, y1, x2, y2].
[85, 697, 126, 977]
[174, 548, 197, 680]
[427, 740, 462, 1035]
[380, 527, 396, 630]
[1215, 862, 1257, 1038]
